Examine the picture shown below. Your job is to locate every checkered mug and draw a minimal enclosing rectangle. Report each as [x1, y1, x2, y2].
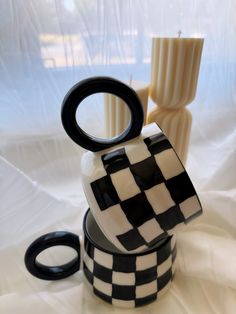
[61, 77, 203, 253]
[25, 210, 177, 308]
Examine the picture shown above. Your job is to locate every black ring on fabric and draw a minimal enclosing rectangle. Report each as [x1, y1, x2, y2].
[24, 231, 80, 280]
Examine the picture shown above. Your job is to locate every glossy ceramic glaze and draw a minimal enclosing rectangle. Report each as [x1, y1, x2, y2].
[24, 231, 81, 280]
[24, 209, 177, 308]
[83, 210, 177, 308]
[61, 77, 144, 152]
[81, 123, 202, 253]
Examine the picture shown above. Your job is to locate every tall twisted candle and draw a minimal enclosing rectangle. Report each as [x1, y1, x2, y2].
[148, 37, 204, 164]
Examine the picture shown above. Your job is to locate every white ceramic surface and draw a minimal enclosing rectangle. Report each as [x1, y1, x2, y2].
[81, 123, 202, 253]
[83, 210, 177, 308]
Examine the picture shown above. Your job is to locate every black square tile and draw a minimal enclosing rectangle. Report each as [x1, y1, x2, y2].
[93, 262, 112, 283]
[112, 284, 136, 300]
[135, 266, 157, 285]
[102, 148, 130, 174]
[120, 193, 155, 226]
[113, 255, 136, 273]
[91, 175, 120, 210]
[117, 228, 146, 251]
[157, 238, 172, 265]
[83, 262, 93, 285]
[156, 205, 185, 230]
[144, 133, 172, 155]
[147, 231, 169, 248]
[84, 237, 94, 259]
[130, 156, 165, 191]
[94, 287, 112, 303]
[135, 293, 157, 307]
[157, 268, 172, 291]
[165, 172, 196, 204]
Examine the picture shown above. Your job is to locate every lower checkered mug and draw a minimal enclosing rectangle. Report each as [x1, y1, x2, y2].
[25, 210, 177, 308]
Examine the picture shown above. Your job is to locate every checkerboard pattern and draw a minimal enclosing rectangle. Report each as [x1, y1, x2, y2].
[90, 124, 202, 252]
[83, 235, 176, 308]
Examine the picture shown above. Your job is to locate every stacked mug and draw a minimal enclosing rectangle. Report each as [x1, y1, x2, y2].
[25, 77, 202, 308]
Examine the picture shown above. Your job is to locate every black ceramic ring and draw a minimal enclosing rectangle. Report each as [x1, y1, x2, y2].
[24, 231, 80, 280]
[61, 77, 144, 152]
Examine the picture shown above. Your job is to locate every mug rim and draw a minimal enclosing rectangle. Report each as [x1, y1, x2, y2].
[83, 209, 172, 257]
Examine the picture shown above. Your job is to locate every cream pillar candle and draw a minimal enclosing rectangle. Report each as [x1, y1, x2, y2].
[148, 107, 192, 165]
[148, 36, 204, 164]
[104, 80, 149, 138]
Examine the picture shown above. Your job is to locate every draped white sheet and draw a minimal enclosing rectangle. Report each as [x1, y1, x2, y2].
[0, 0, 236, 313]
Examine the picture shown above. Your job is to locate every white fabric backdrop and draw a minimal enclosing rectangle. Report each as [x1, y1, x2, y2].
[0, 1, 236, 313]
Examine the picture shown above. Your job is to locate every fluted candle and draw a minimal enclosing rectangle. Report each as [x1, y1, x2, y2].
[104, 80, 149, 138]
[148, 37, 204, 164]
[148, 107, 192, 165]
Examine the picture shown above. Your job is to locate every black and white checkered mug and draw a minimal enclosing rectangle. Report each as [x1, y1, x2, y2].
[25, 210, 176, 308]
[61, 77, 202, 253]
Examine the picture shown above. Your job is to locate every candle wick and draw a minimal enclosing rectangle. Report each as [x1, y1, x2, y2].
[178, 30, 182, 38]
[129, 75, 133, 86]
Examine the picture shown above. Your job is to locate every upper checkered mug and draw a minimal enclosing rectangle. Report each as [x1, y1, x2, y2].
[61, 77, 202, 253]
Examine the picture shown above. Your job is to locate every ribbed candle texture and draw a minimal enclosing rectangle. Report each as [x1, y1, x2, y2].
[104, 81, 149, 138]
[148, 107, 192, 165]
[148, 37, 204, 164]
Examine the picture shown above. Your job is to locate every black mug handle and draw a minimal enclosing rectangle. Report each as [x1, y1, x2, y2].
[24, 231, 81, 280]
[61, 76, 144, 152]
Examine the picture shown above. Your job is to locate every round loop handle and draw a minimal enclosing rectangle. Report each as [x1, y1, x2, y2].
[61, 77, 144, 152]
[24, 231, 81, 280]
